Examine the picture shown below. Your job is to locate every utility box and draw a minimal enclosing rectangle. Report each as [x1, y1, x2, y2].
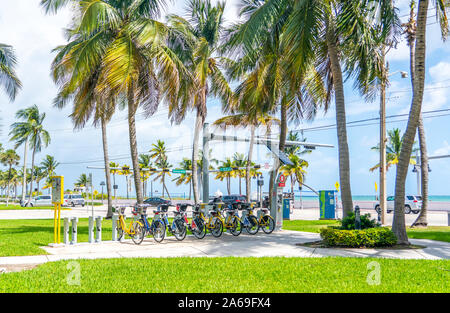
[283, 198, 294, 220]
[319, 190, 336, 220]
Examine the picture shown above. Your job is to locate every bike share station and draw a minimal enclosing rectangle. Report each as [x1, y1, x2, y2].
[52, 123, 333, 247]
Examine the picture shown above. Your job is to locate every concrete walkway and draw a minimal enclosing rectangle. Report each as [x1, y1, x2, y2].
[1, 230, 449, 272]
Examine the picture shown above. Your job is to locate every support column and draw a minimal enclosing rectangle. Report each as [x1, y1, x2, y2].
[202, 123, 210, 204]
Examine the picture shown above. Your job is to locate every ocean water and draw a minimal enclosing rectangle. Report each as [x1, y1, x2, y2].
[295, 195, 450, 202]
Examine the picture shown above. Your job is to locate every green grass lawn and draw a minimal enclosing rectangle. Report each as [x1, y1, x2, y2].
[0, 257, 448, 293]
[0, 205, 59, 210]
[0, 219, 448, 257]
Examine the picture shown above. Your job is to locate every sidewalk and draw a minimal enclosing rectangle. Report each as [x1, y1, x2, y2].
[1, 230, 449, 272]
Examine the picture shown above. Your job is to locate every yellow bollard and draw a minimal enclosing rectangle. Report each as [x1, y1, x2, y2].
[53, 204, 58, 244]
[57, 204, 61, 244]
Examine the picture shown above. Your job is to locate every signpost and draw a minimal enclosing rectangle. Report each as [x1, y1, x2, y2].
[51, 176, 64, 244]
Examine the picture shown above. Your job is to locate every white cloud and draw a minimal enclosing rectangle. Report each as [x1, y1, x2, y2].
[433, 140, 450, 156]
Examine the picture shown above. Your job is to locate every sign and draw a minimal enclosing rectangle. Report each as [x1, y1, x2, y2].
[51, 176, 64, 205]
[375, 181, 378, 192]
[278, 174, 286, 188]
[219, 167, 233, 172]
[335, 182, 340, 191]
[172, 169, 187, 174]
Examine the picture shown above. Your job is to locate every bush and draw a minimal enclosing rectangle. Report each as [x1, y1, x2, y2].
[340, 211, 380, 230]
[320, 227, 397, 248]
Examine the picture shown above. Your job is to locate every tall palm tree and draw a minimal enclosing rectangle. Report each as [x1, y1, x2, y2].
[167, 0, 233, 204]
[43, 0, 184, 205]
[227, 0, 398, 218]
[232, 153, 247, 195]
[0, 43, 21, 101]
[393, 0, 448, 243]
[153, 158, 172, 198]
[370, 128, 418, 172]
[139, 154, 152, 198]
[33, 166, 46, 195]
[0, 149, 20, 206]
[10, 105, 50, 206]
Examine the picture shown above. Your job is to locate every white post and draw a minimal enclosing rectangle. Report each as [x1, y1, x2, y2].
[63, 217, 70, 245]
[95, 216, 102, 243]
[88, 216, 95, 243]
[70, 217, 78, 245]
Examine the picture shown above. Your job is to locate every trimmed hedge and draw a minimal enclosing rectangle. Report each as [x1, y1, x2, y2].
[320, 227, 397, 248]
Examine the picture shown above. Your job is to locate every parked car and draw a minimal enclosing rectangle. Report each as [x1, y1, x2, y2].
[27, 195, 52, 207]
[63, 194, 85, 207]
[143, 197, 172, 206]
[222, 195, 247, 205]
[19, 196, 31, 207]
[374, 195, 422, 214]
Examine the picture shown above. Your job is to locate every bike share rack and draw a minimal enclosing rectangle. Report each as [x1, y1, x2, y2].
[63, 216, 103, 245]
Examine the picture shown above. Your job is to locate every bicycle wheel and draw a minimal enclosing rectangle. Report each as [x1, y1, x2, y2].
[210, 217, 223, 238]
[174, 219, 187, 241]
[246, 215, 259, 235]
[192, 217, 206, 239]
[131, 222, 145, 245]
[117, 224, 125, 241]
[229, 216, 242, 236]
[152, 220, 166, 243]
[260, 215, 275, 234]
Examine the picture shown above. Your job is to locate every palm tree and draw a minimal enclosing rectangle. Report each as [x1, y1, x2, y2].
[393, 0, 448, 242]
[370, 128, 418, 172]
[75, 174, 90, 192]
[149, 140, 168, 164]
[40, 155, 59, 179]
[280, 154, 309, 197]
[0, 43, 21, 101]
[109, 162, 120, 200]
[10, 105, 50, 206]
[172, 158, 193, 200]
[167, 0, 233, 204]
[232, 153, 247, 195]
[43, 0, 184, 205]
[139, 154, 152, 198]
[120, 165, 132, 199]
[33, 166, 46, 195]
[0, 149, 20, 206]
[215, 158, 236, 195]
[153, 158, 172, 198]
[227, 0, 397, 218]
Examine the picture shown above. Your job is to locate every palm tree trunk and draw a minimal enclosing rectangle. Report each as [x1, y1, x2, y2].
[128, 87, 144, 204]
[27, 147, 36, 205]
[101, 116, 114, 218]
[326, 15, 353, 218]
[394, 0, 429, 244]
[406, 7, 429, 227]
[21, 138, 28, 204]
[246, 125, 255, 201]
[192, 109, 203, 204]
[6, 165, 12, 206]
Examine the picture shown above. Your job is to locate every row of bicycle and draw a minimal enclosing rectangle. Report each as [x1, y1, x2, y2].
[115, 202, 276, 244]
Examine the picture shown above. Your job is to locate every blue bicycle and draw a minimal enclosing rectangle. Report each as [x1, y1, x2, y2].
[132, 204, 166, 244]
[158, 204, 187, 241]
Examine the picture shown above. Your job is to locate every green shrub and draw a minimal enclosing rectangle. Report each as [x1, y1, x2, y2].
[340, 211, 380, 230]
[320, 227, 397, 248]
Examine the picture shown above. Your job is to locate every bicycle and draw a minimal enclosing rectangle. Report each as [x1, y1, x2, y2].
[196, 203, 223, 237]
[189, 204, 207, 239]
[256, 207, 275, 234]
[218, 203, 242, 236]
[130, 204, 166, 244]
[237, 202, 259, 235]
[116, 206, 145, 244]
[158, 204, 187, 241]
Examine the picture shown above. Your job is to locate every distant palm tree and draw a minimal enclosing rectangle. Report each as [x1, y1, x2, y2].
[139, 154, 153, 198]
[120, 165, 132, 199]
[109, 162, 120, 200]
[0, 149, 20, 206]
[280, 154, 309, 197]
[215, 158, 236, 195]
[40, 155, 59, 179]
[76, 174, 90, 188]
[232, 153, 247, 195]
[0, 43, 21, 101]
[10, 105, 50, 205]
[173, 158, 193, 200]
[153, 158, 172, 198]
[370, 128, 418, 172]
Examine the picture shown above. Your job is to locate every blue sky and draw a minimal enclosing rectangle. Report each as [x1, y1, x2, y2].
[0, 0, 449, 199]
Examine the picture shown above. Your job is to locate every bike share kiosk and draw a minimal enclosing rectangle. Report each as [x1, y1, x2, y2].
[51, 176, 64, 245]
[319, 190, 337, 220]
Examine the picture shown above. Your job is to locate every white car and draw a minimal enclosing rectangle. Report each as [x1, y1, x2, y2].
[375, 195, 422, 215]
[27, 195, 53, 207]
[63, 194, 86, 207]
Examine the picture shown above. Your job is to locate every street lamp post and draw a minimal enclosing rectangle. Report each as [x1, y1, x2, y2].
[379, 56, 408, 225]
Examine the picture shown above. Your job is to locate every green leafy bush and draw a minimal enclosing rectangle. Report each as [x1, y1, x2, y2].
[320, 227, 397, 248]
[340, 211, 380, 230]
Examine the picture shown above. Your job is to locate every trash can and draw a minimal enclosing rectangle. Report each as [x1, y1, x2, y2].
[319, 190, 336, 220]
